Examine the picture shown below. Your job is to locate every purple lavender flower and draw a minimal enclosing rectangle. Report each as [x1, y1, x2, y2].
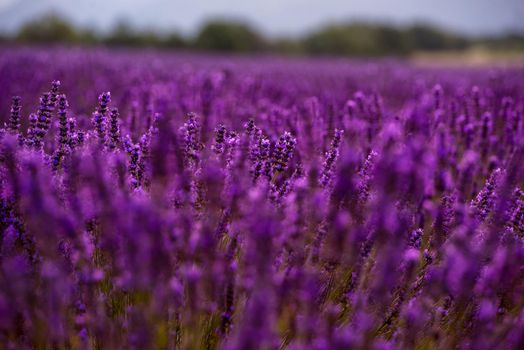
[320, 128, 343, 188]
[7, 96, 21, 135]
[179, 112, 203, 168]
[92, 111, 105, 144]
[50, 80, 61, 110]
[252, 136, 271, 183]
[0, 48, 523, 349]
[26, 112, 39, 147]
[31, 92, 52, 148]
[272, 131, 296, 174]
[433, 84, 443, 111]
[212, 124, 227, 155]
[57, 94, 69, 149]
[107, 108, 122, 150]
[97, 91, 111, 116]
[472, 168, 502, 221]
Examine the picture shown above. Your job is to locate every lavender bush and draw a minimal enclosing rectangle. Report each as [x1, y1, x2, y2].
[1, 48, 524, 349]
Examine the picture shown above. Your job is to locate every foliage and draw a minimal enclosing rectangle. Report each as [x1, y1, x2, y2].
[194, 20, 266, 52]
[5, 14, 524, 56]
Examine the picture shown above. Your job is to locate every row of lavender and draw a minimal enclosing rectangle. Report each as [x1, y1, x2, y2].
[1, 48, 524, 349]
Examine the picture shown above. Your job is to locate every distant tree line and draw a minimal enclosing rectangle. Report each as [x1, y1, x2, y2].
[1, 14, 523, 56]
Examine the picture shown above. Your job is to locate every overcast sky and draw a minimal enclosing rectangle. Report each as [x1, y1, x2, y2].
[0, 0, 523, 37]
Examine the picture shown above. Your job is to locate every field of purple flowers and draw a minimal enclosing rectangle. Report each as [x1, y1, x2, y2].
[1, 48, 524, 349]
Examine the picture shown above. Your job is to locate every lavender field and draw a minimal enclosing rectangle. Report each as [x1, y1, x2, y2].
[1, 48, 524, 349]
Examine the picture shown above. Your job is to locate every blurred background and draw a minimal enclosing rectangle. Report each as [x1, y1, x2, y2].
[0, 0, 523, 64]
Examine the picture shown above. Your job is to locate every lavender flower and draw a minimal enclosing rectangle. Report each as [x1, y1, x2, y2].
[212, 124, 227, 155]
[433, 84, 443, 111]
[320, 128, 343, 188]
[30, 92, 53, 148]
[97, 91, 111, 116]
[272, 131, 296, 174]
[0, 48, 523, 349]
[26, 112, 38, 147]
[7, 96, 21, 135]
[252, 136, 271, 183]
[472, 168, 502, 221]
[57, 94, 69, 149]
[107, 108, 122, 150]
[92, 111, 105, 144]
[50, 80, 61, 110]
[180, 112, 203, 168]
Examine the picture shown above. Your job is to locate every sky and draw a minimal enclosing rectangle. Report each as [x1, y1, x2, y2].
[0, 0, 523, 37]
